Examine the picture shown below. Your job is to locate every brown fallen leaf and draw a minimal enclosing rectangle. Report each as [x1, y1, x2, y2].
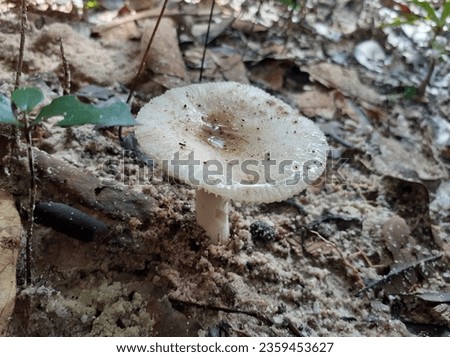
[292, 90, 337, 119]
[140, 18, 189, 90]
[301, 62, 385, 105]
[0, 191, 21, 336]
[381, 215, 416, 267]
[210, 51, 249, 84]
[372, 134, 446, 181]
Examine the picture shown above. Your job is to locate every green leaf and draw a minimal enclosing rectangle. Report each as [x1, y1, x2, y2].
[0, 95, 20, 126]
[278, 0, 299, 9]
[84, 0, 100, 9]
[412, 0, 439, 24]
[11, 87, 44, 113]
[382, 13, 420, 27]
[403, 86, 417, 99]
[35, 95, 136, 127]
[92, 102, 137, 127]
[439, 1, 450, 28]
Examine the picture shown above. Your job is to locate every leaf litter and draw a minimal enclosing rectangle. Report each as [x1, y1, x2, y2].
[0, 0, 449, 337]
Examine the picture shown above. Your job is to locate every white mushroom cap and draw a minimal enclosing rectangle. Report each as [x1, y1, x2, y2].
[135, 82, 327, 203]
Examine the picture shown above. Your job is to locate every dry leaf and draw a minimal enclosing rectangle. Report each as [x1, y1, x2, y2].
[0, 191, 21, 336]
[210, 52, 249, 84]
[301, 62, 385, 105]
[293, 90, 337, 119]
[381, 215, 416, 266]
[140, 18, 189, 89]
[304, 239, 335, 257]
[382, 176, 438, 250]
[372, 133, 446, 181]
[248, 59, 286, 91]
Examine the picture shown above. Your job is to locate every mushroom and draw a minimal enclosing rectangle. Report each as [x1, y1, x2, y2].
[135, 82, 327, 243]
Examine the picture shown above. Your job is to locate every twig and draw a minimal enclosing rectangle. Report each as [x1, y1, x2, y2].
[285, 317, 304, 337]
[355, 254, 444, 297]
[58, 38, 71, 95]
[168, 296, 274, 326]
[280, 197, 307, 215]
[306, 213, 361, 230]
[199, 0, 216, 82]
[120, 0, 169, 143]
[126, 0, 169, 105]
[14, 0, 27, 90]
[309, 230, 365, 288]
[91, 8, 219, 35]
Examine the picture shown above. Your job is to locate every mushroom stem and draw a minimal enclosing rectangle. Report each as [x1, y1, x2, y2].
[195, 189, 229, 244]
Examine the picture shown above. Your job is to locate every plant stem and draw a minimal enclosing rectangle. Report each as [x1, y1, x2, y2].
[14, 0, 27, 90]
[23, 114, 36, 286]
[13, 0, 34, 285]
[416, 57, 435, 97]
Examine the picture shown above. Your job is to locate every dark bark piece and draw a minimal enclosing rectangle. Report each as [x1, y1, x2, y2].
[33, 149, 157, 225]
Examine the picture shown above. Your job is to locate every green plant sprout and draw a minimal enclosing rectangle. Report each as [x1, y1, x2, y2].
[277, 0, 300, 9]
[84, 0, 101, 10]
[0, 86, 135, 285]
[384, 0, 450, 97]
[0, 87, 135, 128]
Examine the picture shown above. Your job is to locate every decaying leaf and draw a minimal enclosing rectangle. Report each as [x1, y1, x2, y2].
[210, 51, 249, 84]
[382, 215, 416, 266]
[382, 176, 440, 251]
[389, 292, 450, 334]
[0, 191, 21, 336]
[301, 62, 385, 105]
[140, 18, 189, 90]
[432, 304, 450, 328]
[372, 133, 446, 181]
[293, 90, 337, 119]
[191, 16, 235, 44]
[248, 59, 288, 91]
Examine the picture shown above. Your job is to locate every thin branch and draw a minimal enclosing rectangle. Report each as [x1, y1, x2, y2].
[168, 296, 274, 326]
[120, 0, 170, 143]
[126, 0, 169, 105]
[199, 0, 216, 82]
[14, 0, 27, 90]
[91, 8, 218, 35]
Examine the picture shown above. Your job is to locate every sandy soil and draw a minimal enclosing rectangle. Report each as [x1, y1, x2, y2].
[0, 0, 449, 337]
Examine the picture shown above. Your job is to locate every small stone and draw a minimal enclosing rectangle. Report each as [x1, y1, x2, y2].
[250, 221, 276, 243]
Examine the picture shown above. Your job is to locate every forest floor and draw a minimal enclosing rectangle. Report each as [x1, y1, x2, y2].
[0, 0, 449, 336]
